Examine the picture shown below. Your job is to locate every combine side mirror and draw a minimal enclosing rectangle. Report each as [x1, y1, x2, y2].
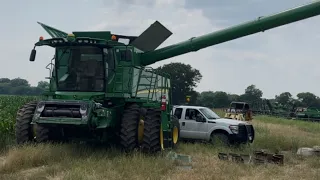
[29, 49, 36, 62]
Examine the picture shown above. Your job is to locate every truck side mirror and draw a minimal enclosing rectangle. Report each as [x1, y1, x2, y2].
[30, 49, 36, 62]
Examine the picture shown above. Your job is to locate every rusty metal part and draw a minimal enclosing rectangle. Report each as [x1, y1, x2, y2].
[218, 150, 284, 165]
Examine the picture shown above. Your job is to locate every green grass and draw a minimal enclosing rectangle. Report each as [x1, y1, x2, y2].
[0, 96, 319, 179]
[258, 115, 320, 134]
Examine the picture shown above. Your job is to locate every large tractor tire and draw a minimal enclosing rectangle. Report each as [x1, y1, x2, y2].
[141, 108, 161, 153]
[35, 124, 50, 143]
[119, 103, 141, 152]
[171, 117, 180, 149]
[15, 101, 38, 144]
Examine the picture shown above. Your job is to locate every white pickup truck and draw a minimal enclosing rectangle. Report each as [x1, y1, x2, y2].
[172, 105, 255, 145]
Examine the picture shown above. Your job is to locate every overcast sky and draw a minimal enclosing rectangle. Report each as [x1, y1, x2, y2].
[1, 0, 320, 99]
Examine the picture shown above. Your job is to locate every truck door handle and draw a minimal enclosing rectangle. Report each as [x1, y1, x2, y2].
[182, 122, 185, 126]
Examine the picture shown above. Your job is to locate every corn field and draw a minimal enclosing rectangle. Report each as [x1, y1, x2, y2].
[0, 95, 38, 148]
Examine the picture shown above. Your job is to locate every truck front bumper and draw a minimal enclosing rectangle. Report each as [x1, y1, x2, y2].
[229, 124, 255, 144]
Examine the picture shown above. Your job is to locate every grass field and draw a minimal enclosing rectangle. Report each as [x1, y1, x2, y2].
[0, 96, 319, 180]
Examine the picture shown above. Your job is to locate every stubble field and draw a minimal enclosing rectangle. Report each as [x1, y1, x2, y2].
[0, 95, 319, 180]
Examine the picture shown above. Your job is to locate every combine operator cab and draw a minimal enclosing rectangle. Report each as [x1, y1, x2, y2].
[224, 102, 253, 121]
[55, 46, 112, 92]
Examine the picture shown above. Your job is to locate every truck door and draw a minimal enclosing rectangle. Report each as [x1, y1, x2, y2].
[173, 107, 185, 136]
[180, 108, 208, 140]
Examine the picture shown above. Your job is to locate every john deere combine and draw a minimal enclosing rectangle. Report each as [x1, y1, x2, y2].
[16, 1, 320, 153]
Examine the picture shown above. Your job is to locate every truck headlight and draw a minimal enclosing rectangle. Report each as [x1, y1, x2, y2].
[229, 125, 239, 134]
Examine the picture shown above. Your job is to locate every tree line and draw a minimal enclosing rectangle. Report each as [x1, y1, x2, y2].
[1, 62, 319, 109]
[0, 78, 49, 96]
[155, 62, 320, 109]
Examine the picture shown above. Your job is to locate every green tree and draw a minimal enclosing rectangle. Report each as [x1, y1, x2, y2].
[0, 77, 46, 95]
[212, 91, 230, 108]
[197, 91, 215, 108]
[275, 92, 292, 106]
[10, 78, 29, 87]
[297, 92, 319, 107]
[241, 85, 263, 104]
[196, 91, 231, 108]
[156, 62, 202, 104]
[0, 83, 11, 94]
[37, 81, 49, 89]
[228, 94, 240, 102]
[0, 78, 10, 83]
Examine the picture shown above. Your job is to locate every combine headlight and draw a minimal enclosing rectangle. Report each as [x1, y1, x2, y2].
[80, 104, 87, 115]
[229, 125, 239, 134]
[36, 103, 45, 113]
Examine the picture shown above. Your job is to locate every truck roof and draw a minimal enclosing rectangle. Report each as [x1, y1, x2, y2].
[172, 105, 207, 109]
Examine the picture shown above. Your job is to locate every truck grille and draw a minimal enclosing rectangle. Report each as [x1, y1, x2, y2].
[246, 124, 255, 142]
[238, 124, 255, 142]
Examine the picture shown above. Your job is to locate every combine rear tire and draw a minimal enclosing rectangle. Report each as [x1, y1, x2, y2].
[15, 101, 38, 144]
[141, 108, 161, 153]
[120, 103, 141, 152]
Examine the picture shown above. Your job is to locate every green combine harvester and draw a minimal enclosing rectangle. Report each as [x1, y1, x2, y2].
[16, 1, 320, 153]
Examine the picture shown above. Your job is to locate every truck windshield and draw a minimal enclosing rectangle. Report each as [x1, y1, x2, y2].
[199, 108, 220, 119]
[55, 46, 113, 92]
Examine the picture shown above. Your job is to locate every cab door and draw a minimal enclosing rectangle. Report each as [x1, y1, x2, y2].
[179, 108, 208, 140]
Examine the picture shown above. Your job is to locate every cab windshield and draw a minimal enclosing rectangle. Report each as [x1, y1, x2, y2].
[55, 46, 114, 92]
[199, 108, 221, 119]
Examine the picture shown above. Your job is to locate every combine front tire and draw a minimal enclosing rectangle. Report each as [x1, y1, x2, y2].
[35, 124, 50, 143]
[120, 103, 141, 152]
[141, 108, 161, 153]
[15, 101, 38, 144]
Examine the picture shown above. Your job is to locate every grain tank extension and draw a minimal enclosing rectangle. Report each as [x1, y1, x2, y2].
[16, 1, 320, 153]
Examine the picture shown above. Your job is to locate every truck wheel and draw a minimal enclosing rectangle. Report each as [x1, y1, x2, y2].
[171, 117, 180, 149]
[141, 108, 161, 153]
[210, 132, 230, 146]
[15, 101, 38, 144]
[120, 103, 141, 152]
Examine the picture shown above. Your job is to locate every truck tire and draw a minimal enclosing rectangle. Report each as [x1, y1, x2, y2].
[171, 117, 180, 149]
[210, 132, 230, 146]
[15, 101, 38, 144]
[141, 108, 161, 153]
[120, 103, 141, 152]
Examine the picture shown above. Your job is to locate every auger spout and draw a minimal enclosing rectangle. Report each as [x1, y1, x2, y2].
[141, 0, 320, 66]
